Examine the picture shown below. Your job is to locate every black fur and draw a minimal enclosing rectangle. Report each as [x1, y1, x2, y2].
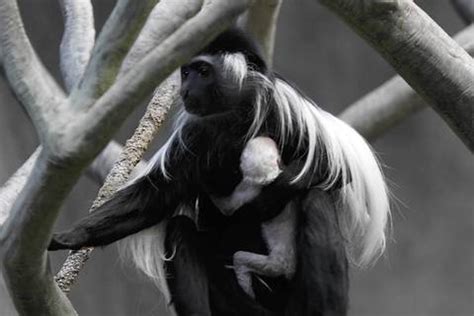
[49, 28, 349, 316]
[201, 27, 267, 73]
[285, 189, 348, 315]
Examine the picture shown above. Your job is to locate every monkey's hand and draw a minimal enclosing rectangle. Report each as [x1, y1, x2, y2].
[48, 229, 89, 251]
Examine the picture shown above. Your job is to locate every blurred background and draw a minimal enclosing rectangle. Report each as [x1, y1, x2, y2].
[0, 1, 472, 315]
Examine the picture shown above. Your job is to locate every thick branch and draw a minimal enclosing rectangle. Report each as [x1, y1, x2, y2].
[72, 0, 158, 100]
[120, 0, 204, 76]
[0, 0, 66, 141]
[321, 0, 474, 150]
[0, 141, 131, 228]
[340, 76, 423, 141]
[59, 0, 95, 91]
[0, 148, 41, 227]
[0, 141, 135, 313]
[340, 25, 474, 141]
[0, 150, 78, 315]
[451, 0, 474, 24]
[244, 0, 283, 65]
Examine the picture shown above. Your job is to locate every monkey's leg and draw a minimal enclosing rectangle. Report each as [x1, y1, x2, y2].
[197, 195, 276, 315]
[284, 189, 349, 316]
[165, 215, 212, 316]
[165, 215, 272, 316]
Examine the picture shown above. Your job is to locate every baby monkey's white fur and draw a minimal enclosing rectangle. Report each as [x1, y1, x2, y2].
[212, 136, 296, 298]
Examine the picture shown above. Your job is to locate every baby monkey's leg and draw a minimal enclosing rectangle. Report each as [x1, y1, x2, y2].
[233, 202, 297, 298]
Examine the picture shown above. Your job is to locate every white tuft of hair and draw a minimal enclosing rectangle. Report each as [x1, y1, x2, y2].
[223, 53, 248, 89]
[117, 222, 172, 301]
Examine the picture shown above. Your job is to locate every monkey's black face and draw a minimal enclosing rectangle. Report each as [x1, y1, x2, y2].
[181, 59, 215, 116]
[180, 57, 243, 117]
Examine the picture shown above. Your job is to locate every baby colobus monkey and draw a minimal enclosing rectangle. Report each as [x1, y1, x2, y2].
[50, 27, 390, 316]
[213, 136, 296, 298]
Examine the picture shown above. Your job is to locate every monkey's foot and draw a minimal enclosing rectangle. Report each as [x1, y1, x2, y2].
[233, 251, 256, 298]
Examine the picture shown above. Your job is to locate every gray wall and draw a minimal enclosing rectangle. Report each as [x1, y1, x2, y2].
[0, 1, 472, 315]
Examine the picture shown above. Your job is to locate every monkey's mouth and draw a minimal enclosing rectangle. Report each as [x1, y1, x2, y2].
[184, 105, 208, 116]
[183, 100, 211, 116]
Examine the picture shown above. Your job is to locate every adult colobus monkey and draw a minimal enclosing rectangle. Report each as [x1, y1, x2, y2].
[50, 28, 390, 315]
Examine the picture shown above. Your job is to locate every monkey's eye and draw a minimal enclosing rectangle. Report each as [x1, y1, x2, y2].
[198, 65, 210, 78]
[181, 68, 190, 79]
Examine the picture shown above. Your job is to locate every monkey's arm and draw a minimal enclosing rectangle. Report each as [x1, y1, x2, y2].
[49, 174, 188, 250]
[49, 140, 198, 251]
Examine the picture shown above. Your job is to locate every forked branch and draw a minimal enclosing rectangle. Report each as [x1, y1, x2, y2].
[72, 0, 159, 101]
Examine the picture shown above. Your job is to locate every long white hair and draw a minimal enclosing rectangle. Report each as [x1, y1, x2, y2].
[118, 52, 390, 299]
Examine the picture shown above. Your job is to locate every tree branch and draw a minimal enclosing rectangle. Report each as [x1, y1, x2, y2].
[340, 76, 423, 141]
[0, 148, 41, 227]
[451, 0, 474, 24]
[59, 0, 95, 92]
[0, 152, 42, 315]
[0, 149, 78, 315]
[0, 0, 66, 141]
[243, 0, 283, 65]
[321, 0, 474, 150]
[85, 141, 144, 184]
[0, 142, 135, 315]
[71, 0, 158, 101]
[120, 0, 204, 76]
[0, 141, 133, 227]
[340, 25, 474, 141]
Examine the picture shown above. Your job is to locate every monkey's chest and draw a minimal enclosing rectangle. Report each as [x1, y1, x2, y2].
[199, 146, 243, 197]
